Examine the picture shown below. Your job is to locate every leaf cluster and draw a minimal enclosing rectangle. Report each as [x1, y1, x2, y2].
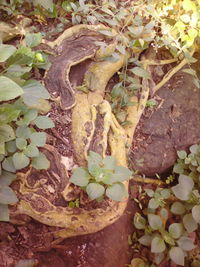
[0, 32, 54, 222]
[133, 144, 200, 266]
[70, 151, 132, 201]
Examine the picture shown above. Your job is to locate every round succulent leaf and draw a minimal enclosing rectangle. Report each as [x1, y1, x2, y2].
[86, 183, 105, 200]
[31, 152, 50, 170]
[192, 205, 200, 223]
[138, 235, 152, 246]
[30, 132, 46, 147]
[0, 44, 16, 62]
[144, 188, 154, 197]
[17, 109, 38, 126]
[0, 124, 15, 142]
[16, 138, 27, 150]
[171, 201, 186, 215]
[173, 163, 184, 174]
[25, 32, 42, 48]
[177, 236, 196, 251]
[190, 144, 199, 154]
[69, 167, 90, 187]
[88, 151, 102, 165]
[34, 116, 55, 129]
[0, 186, 18, 204]
[12, 152, 30, 170]
[171, 175, 194, 201]
[111, 165, 132, 183]
[105, 183, 126, 201]
[133, 213, 146, 230]
[154, 252, 165, 265]
[183, 213, 198, 233]
[0, 171, 16, 187]
[168, 223, 184, 239]
[5, 141, 17, 153]
[148, 198, 159, 209]
[0, 204, 9, 221]
[160, 208, 168, 220]
[169, 247, 185, 266]
[160, 189, 171, 199]
[23, 144, 39, 157]
[102, 156, 116, 170]
[148, 214, 163, 230]
[16, 126, 32, 139]
[2, 157, 16, 173]
[177, 150, 187, 159]
[151, 236, 166, 253]
[0, 76, 23, 101]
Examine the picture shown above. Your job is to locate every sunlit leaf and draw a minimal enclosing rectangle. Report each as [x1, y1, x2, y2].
[170, 201, 186, 215]
[192, 205, 200, 223]
[106, 183, 126, 201]
[168, 223, 184, 239]
[0, 76, 23, 101]
[169, 247, 185, 266]
[86, 183, 105, 200]
[183, 213, 198, 233]
[0, 44, 16, 62]
[12, 152, 30, 170]
[70, 167, 90, 187]
[151, 236, 166, 253]
[177, 236, 196, 251]
[148, 214, 162, 230]
[133, 213, 146, 230]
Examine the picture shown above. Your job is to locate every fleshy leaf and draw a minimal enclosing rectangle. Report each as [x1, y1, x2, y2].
[192, 205, 200, 223]
[177, 236, 196, 251]
[0, 76, 23, 101]
[169, 247, 185, 266]
[0, 124, 15, 142]
[12, 152, 30, 169]
[111, 166, 132, 182]
[0, 171, 16, 186]
[2, 157, 16, 173]
[16, 138, 27, 150]
[86, 183, 105, 200]
[151, 236, 166, 253]
[133, 213, 146, 230]
[105, 183, 126, 201]
[138, 235, 152, 246]
[183, 213, 198, 233]
[168, 223, 184, 239]
[23, 144, 39, 157]
[34, 116, 55, 129]
[102, 156, 116, 170]
[25, 33, 42, 48]
[31, 153, 50, 170]
[148, 214, 162, 230]
[0, 186, 18, 204]
[30, 132, 46, 147]
[171, 175, 194, 200]
[0, 44, 16, 62]
[70, 167, 90, 187]
[170, 201, 186, 215]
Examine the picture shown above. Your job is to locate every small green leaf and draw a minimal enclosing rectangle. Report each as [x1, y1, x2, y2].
[183, 213, 198, 233]
[17, 109, 38, 126]
[30, 132, 46, 147]
[173, 163, 184, 174]
[5, 141, 17, 153]
[151, 236, 166, 253]
[177, 236, 196, 251]
[0, 44, 16, 62]
[102, 156, 116, 170]
[0, 171, 16, 186]
[148, 214, 162, 230]
[169, 247, 185, 266]
[0, 186, 18, 204]
[106, 183, 126, 201]
[25, 33, 42, 48]
[0, 204, 9, 221]
[86, 183, 105, 200]
[16, 126, 32, 139]
[160, 189, 171, 199]
[148, 198, 159, 209]
[162, 231, 175, 246]
[2, 157, 16, 173]
[70, 167, 90, 187]
[31, 152, 50, 170]
[0, 124, 15, 142]
[169, 223, 184, 239]
[16, 138, 27, 150]
[171, 201, 186, 215]
[192, 205, 200, 223]
[177, 150, 187, 159]
[144, 188, 154, 197]
[138, 235, 152, 246]
[23, 144, 39, 157]
[133, 213, 146, 230]
[171, 175, 194, 200]
[34, 0, 54, 12]
[34, 116, 55, 129]
[189, 144, 199, 154]
[130, 67, 150, 79]
[22, 80, 50, 106]
[12, 152, 30, 170]
[111, 166, 132, 183]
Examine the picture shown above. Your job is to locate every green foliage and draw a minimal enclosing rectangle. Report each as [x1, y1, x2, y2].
[0, 28, 54, 222]
[70, 151, 132, 201]
[133, 143, 200, 266]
